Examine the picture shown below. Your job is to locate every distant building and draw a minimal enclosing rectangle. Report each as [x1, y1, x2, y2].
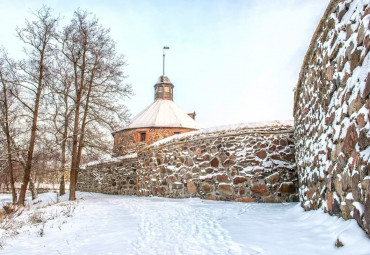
[113, 75, 202, 156]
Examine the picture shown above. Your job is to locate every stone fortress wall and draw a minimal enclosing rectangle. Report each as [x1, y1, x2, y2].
[294, 0, 370, 235]
[78, 121, 298, 203]
[77, 155, 138, 195]
[136, 122, 297, 202]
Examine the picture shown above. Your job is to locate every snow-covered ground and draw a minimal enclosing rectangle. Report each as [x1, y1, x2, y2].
[1, 192, 369, 255]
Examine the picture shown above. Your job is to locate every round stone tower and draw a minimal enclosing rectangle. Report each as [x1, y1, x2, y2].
[112, 75, 202, 156]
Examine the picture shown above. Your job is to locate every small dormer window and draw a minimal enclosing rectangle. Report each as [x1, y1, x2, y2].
[140, 132, 146, 142]
[174, 131, 180, 135]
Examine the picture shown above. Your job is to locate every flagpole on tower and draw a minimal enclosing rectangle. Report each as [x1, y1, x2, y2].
[163, 46, 170, 76]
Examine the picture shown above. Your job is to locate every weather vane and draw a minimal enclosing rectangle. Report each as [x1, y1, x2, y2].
[163, 46, 170, 76]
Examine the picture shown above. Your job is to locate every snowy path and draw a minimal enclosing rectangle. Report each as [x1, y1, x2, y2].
[1, 192, 370, 255]
[131, 198, 242, 254]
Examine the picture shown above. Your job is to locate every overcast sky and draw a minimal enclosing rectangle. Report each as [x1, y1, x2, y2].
[0, 0, 329, 128]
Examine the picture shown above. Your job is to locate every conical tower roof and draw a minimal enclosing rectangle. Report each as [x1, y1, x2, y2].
[120, 75, 202, 130]
[127, 99, 202, 129]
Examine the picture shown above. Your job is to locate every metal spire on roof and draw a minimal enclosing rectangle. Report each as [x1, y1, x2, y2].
[163, 46, 170, 76]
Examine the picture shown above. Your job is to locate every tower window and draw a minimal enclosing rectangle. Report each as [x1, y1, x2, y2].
[140, 132, 146, 142]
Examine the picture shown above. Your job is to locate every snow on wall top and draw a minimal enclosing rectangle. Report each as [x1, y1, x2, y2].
[151, 120, 294, 147]
[80, 153, 137, 169]
[120, 99, 203, 131]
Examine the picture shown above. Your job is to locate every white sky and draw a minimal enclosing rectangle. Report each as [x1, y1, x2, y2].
[0, 0, 329, 128]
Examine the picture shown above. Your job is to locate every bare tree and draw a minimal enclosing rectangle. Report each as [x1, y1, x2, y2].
[1, 7, 131, 202]
[0, 50, 17, 203]
[12, 6, 59, 205]
[61, 10, 132, 200]
[47, 51, 74, 195]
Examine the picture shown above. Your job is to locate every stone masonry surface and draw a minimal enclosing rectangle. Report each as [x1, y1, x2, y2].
[294, 0, 370, 236]
[136, 122, 298, 202]
[77, 156, 138, 195]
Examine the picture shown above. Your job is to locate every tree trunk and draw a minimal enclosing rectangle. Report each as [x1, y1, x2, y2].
[69, 82, 80, 200]
[75, 77, 94, 188]
[69, 101, 80, 201]
[59, 93, 69, 196]
[60, 142, 66, 196]
[17, 53, 44, 205]
[69, 48, 86, 201]
[59, 142, 66, 196]
[29, 176, 37, 200]
[69, 75, 82, 201]
[1, 79, 17, 204]
[59, 174, 65, 195]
